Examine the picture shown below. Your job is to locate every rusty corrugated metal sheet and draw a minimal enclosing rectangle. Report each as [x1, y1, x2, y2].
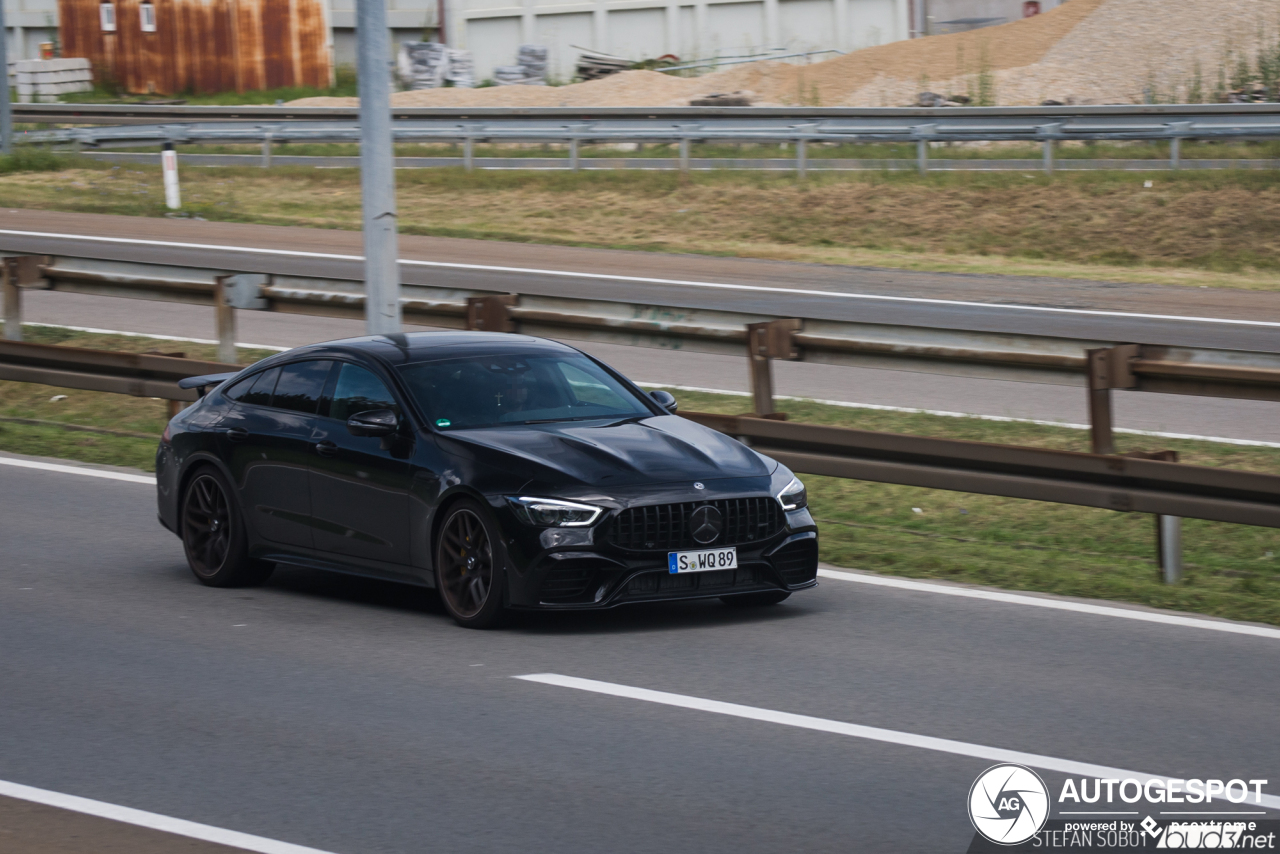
[59, 0, 331, 95]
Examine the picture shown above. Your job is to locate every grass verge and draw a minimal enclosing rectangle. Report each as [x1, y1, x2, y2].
[5, 154, 1280, 289]
[2, 325, 1277, 626]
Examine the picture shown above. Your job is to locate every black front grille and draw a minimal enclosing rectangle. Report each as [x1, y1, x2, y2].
[772, 538, 818, 586]
[607, 498, 783, 551]
[625, 565, 760, 598]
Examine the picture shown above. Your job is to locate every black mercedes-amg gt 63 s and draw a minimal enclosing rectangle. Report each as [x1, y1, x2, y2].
[156, 331, 818, 628]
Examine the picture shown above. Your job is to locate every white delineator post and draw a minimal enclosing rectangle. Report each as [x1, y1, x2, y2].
[161, 143, 181, 209]
[356, 0, 402, 335]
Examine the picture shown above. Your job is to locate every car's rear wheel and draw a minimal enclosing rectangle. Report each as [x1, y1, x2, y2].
[181, 467, 274, 588]
[435, 500, 508, 629]
[721, 590, 791, 607]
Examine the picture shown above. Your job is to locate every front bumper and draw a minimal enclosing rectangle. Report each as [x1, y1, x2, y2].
[500, 506, 819, 610]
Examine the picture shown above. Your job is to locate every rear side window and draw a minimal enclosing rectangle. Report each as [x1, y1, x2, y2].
[327, 363, 400, 422]
[272, 361, 333, 415]
[224, 367, 279, 407]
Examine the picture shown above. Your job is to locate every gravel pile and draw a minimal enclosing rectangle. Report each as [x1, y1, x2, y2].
[290, 0, 1269, 108]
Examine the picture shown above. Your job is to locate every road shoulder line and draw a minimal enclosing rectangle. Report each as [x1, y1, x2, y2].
[0, 452, 155, 484]
[817, 566, 1280, 640]
[0, 779, 340, 854]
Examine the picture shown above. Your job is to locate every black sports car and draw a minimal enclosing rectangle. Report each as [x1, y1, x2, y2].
[156, 331, 818, 627]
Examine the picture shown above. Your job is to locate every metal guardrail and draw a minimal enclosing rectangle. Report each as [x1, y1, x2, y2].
[18, 103, 1280, 174]
[681, 412, 1280, 530]
[0, 338, 233, 402]
[16, 103, 1280, 124]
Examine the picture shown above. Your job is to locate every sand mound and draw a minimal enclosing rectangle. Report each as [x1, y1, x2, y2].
[289, 0, 1277, 108]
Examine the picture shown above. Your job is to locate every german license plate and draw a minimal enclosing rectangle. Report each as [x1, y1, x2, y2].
[668, 547, 738, 574]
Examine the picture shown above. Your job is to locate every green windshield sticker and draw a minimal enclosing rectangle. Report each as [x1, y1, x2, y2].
[435, 418, 452, 427]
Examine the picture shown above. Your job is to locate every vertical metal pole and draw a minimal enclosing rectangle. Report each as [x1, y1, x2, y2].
[1042, 139, 1054, 175]
[463, 136, 473, 171]
[2, 259, 20, 341]
[357, 0, 402, 335]
[569, 137, 579, 172]
[1170, 136, 1181, 171]
[747, 325, 775, 416]
[214, 277, 237, 365]
[161, 142, 181, 210]
[1157, 515, 1182, 584]
[0, 0, 11, 156]
[916, 139, 928, 175]
[679, 137, 690, 173]
[261, 132, 273, 168]
[1088, 386, 1115, 454]
[795, 138, 806, 179]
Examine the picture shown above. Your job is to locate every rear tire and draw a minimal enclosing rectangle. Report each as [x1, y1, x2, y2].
[435, 499, 508, 629]
[181, 466, 274, 588]
[721, 590, 791, 607]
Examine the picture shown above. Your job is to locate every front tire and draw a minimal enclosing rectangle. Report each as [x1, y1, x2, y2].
[721, 590, 791, 607]
[435, 499, 508, 629]
[181, 467, 274, 588]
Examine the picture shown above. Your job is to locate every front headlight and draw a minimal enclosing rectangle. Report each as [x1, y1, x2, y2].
[777, 477, 807, 511]
[507, 496, 604, 527]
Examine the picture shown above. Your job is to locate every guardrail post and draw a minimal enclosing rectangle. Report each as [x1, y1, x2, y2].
[569, 138, 580, 172]
[261, 131, 273, 168]
[1170, 137, 1181, 170]
[214, 276, 238, 365]
[465, 294, 518, 332]
[1085, 344, 1139, 454]
[746, 318, 802, 416]
[1043, 140, 1054, 175]
[796, 138, 807, 179]
[679, 138, 691, 174]
[916, 139, 928, 175]
[1157, 514, 1182, 583]
[463, 136, 474, 172]
[2, 256, 45, 342]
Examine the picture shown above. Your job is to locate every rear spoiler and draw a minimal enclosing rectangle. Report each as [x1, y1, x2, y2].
[177, 372, 238, 396]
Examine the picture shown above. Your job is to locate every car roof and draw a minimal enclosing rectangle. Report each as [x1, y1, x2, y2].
[267, 331, 581, 368]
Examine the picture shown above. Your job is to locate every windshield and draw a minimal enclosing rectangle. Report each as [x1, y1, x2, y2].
[397, 352, 655, 430]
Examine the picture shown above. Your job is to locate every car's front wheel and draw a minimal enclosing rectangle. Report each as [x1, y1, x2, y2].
[435, 499, 508, 629]
[181, 467, 274, 588]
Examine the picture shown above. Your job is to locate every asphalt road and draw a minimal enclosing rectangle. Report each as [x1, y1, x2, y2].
[3, 210, 1279, 443]
[2, 456, 1278, 853]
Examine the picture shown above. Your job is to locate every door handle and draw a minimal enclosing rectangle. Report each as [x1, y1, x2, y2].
[225, 427, 249, 442]
[314, 441, 338, 457]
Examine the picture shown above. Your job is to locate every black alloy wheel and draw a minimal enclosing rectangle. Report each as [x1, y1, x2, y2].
[435, 500, 507, 628]
[181, 468, 274, 587]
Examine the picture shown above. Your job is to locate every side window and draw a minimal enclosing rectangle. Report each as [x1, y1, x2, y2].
[225, 367, 279, 407]
[328, 363, 400, 422]
[272, 361, 333, 415]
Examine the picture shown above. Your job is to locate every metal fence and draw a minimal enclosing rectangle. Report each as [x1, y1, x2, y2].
[17, 103, 1280, 174]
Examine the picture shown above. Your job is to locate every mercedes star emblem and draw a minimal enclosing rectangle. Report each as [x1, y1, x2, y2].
[694, 482, 705, 489]
[689, 505, 723, 544]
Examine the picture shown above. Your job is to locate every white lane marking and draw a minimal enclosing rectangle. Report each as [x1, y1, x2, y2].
[3, 228, 1277, 329]
[516, 674, 1280, 811]
[21, 322, 288, 352]
[817, 568, 1280, 641]
[635, 382, 1280, 448]
[0, 455, 155, 485]
[0, 779, 342, 854]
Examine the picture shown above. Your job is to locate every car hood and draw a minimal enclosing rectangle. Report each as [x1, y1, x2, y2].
[435, 414, 775, 488]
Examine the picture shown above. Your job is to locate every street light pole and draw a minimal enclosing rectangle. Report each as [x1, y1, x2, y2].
[356, 0, 401, 334]
[1, 0, 13, 156]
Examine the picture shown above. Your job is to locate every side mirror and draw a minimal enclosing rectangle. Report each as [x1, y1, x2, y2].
[347, 409, 399, 437]
[649, 390, 678, 412]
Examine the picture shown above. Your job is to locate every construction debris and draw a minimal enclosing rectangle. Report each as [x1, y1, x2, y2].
[575, 50, 632, 81]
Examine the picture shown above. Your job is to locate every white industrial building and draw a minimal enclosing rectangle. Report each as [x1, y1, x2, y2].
[5, 0, 1067, 88]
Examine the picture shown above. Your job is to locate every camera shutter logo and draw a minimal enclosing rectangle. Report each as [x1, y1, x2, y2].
[689, 505, 723, 544]
[968, 764, 1050, 845]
